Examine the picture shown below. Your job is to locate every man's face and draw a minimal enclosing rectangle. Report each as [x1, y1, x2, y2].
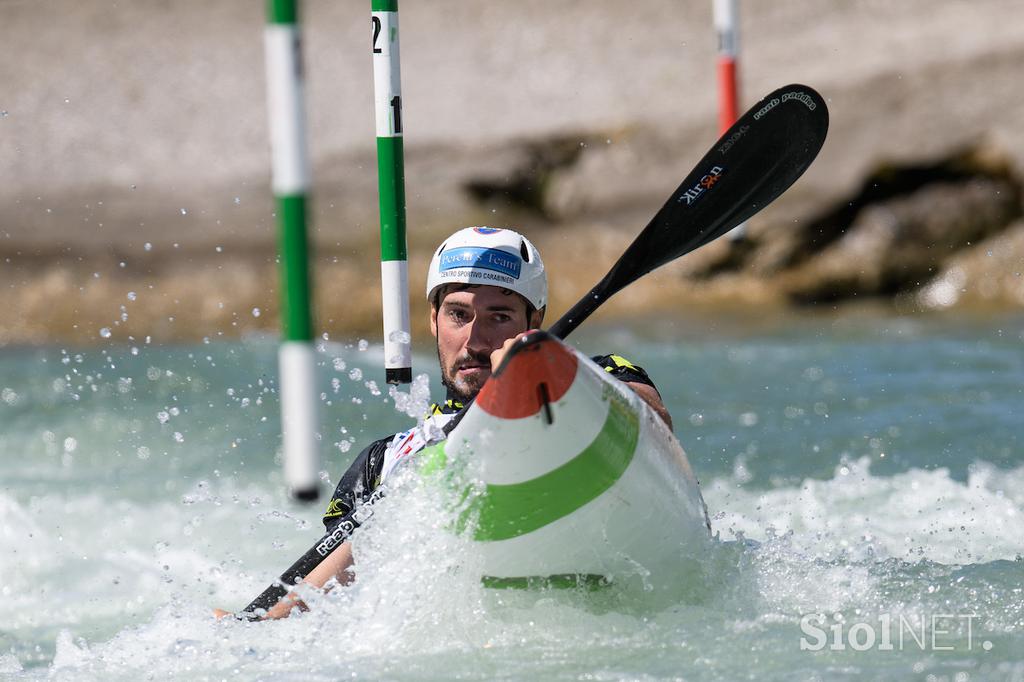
[431, 285, 536, 403]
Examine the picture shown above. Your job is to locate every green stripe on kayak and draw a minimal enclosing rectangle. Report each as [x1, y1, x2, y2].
[474, 396, 639, 542]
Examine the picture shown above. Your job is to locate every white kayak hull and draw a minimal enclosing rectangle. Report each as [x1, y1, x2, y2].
[423, 331, 711, 585]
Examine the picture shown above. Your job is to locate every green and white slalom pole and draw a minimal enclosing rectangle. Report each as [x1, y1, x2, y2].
[264, 0, 320, 501]
[371, 0, 412, 385]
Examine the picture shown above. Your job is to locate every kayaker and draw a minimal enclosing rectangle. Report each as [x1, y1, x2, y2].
[222, 226, 672, 619]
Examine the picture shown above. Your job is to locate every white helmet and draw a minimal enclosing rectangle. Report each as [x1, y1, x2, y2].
[426, 227, 547, 311]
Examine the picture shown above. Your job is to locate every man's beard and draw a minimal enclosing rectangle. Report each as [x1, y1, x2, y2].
[438, 345, 492, 404]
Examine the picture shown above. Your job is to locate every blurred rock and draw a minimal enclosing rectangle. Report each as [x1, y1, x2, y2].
[781, 174, 1021, 303]
[918, 221, 1024, 309]
[678, 142, 1024, 307]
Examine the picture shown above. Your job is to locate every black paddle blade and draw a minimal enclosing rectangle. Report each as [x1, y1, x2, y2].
[550, 84, 829, 339]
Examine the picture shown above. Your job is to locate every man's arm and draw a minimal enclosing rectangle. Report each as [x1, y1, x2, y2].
[213, 541, 354, 620]
[591, 353, 674, 430]
[625, 381, 673, 431]
[214, 436, 390, 620]
[259, 541, 355, 619]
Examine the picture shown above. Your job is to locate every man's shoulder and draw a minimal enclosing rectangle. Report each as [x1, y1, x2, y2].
[321, 431, 397, 523]
[590, 353, 657, 389]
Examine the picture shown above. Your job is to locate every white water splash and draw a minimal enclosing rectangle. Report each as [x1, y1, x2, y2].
[388, 373, 433, 421]
[705, 456, 1024, 565]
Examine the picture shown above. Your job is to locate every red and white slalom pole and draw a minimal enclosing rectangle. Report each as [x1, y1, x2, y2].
[713, 0, 746, 241]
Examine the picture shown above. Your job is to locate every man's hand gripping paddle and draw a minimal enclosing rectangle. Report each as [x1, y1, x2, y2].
[235, 84, 829, 619]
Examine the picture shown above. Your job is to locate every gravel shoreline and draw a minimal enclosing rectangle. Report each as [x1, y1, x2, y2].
[4, 0, 1024, 344]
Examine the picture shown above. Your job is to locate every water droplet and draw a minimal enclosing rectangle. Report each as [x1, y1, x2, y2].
[173, 432, 184, 443]
[127, 291, 137, 301]
[144, 243, 153, 252]
[157, 410, 170, 424]
[179, 208, 187, 216]
[251, 307, 261, 318]
[739, 412, 758, 427]
[387, 330, 411, 344]
[348, 368, 363, 381]
[215, 246, 223, 253]
[233, 197, 241, 204]
[99, 327, 112, 339]
[358, 339, 369, 351]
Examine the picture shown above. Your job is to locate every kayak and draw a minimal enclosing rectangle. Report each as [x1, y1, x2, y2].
[421, 330, 712, 588]
[239, 330, 712, 616]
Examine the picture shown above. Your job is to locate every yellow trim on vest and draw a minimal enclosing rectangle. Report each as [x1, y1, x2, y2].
[430, 399, 465, 416]
[323, 498, 350, 518]
[604, 355, 637, 372]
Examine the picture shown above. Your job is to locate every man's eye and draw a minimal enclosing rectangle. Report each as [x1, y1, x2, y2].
[448, 309, 468, 323]
[493, 313, 511, 324]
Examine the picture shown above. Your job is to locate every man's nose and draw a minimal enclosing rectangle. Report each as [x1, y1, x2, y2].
[464, 318, 492, 354]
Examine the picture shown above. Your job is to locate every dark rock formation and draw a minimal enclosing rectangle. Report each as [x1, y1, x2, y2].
[684, 143, 1023, 306]
[462, 135, 595, 218]
[783, 174, 1021, 303]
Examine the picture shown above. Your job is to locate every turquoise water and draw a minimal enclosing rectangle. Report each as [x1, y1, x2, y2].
[1, 311, 1022, 680]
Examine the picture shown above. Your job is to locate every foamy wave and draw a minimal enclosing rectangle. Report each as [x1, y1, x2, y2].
[20, 452, 496, 679]
[704, 457, 1024, 564]
[0, 481, 327, 645]
[10, 457, 1022, 679]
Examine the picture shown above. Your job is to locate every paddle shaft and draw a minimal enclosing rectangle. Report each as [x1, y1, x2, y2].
[239, 83, 829, 618]
[548, 277, 614, 340]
